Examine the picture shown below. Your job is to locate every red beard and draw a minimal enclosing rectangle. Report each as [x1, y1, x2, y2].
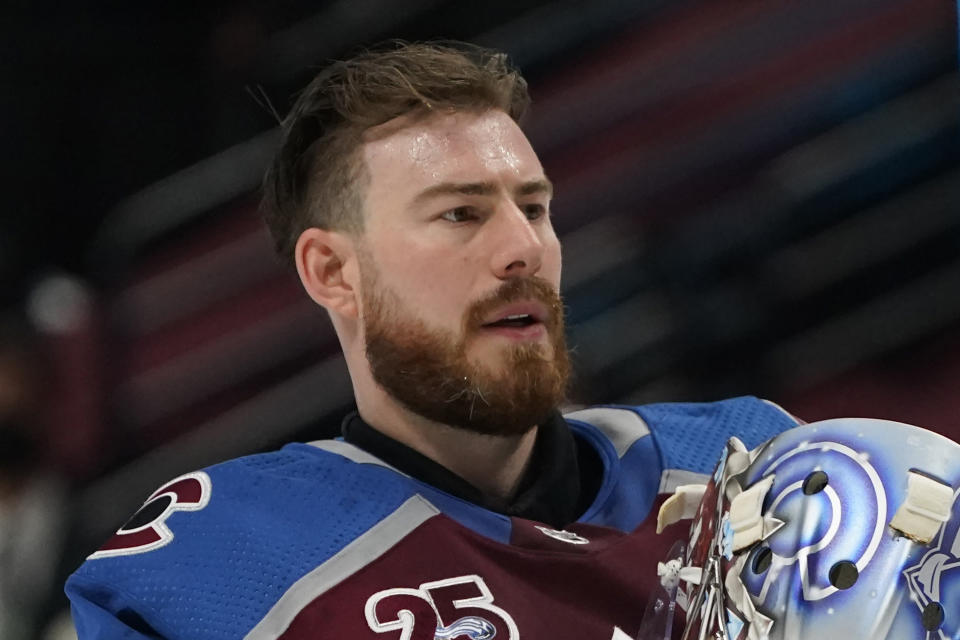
[362, 274, 571, 437]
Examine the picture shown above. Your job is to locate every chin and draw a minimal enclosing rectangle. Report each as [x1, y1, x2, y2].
[473, 343, 552, 370]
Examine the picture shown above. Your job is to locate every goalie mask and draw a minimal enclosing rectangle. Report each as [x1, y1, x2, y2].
[652, 418, 960, 640]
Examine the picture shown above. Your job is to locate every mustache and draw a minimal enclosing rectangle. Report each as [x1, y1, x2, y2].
[464, 277, 564, 331]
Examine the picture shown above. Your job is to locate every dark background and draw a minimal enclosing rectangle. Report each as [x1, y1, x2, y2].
[0, 1, 957, 636]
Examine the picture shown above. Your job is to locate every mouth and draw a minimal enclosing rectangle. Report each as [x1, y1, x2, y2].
[479, 302, 549, 339]
[483, 313, 538, 328]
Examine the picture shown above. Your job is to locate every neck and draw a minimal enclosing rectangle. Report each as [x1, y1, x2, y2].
[357, 391, 538, 501]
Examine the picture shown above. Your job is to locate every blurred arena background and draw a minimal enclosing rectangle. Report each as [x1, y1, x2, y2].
[1, 0, 958, 637]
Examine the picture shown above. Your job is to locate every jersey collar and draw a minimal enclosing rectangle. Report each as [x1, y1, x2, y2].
[341, 410, 601, 527]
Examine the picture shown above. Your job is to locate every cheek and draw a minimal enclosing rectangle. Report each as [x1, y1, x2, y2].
[381, 253, 472, 320]
[543, 236, 563, 287]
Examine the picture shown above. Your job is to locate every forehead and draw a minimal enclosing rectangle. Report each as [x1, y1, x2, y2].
[360, 109, 544, 202]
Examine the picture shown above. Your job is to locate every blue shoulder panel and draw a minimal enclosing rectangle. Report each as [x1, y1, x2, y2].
[68, 443, 422, 639]
[309, 439, 513, 544]
[630, 396, 799, 475]
[567, 414, 662, 531]
[566, 397, 798, 532]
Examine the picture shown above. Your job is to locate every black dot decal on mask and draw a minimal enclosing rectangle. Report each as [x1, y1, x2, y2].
[751, 546, 772, 574]
[802, 470, 829, 495]
[922, 602, 944, 631]
[828, 561, 858, 589]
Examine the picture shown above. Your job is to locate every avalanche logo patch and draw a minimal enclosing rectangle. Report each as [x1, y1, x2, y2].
[365, 574, 518, 639]
[89, 471, 212, 559]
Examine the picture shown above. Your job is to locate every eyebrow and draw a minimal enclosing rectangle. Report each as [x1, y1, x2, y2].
[411, 178, 554, 205]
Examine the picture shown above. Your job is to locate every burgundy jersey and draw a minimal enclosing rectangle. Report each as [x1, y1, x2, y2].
[66, 398, 798, 639]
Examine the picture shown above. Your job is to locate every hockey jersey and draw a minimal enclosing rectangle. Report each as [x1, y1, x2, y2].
[66, 397, 799, 639]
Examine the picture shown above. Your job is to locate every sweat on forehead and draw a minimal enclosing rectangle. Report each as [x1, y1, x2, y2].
[361, 110, 544, 192]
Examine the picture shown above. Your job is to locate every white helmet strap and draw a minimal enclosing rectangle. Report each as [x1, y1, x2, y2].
[889, 469, 954, 544]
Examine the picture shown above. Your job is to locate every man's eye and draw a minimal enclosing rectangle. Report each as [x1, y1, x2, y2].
[440, 207, 477, 223]
[522, 203, 547, 220]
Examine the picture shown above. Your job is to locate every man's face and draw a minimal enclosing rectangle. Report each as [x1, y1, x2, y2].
[356, 109, 569, 435]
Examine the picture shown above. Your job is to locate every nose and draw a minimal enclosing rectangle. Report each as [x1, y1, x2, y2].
[489, 203, 544, 279]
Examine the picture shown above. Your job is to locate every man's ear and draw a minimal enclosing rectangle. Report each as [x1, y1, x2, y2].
[295, 227, 359, 318]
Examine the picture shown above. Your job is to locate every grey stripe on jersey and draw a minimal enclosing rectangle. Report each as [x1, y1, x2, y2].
[243, 495, 439, 640]
[564, 407, 651, 458]
[306, 439, 407, 475]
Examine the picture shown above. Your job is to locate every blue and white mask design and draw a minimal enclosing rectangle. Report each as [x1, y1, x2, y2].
[903, 488, 960, 639]
[654, 418, 960, 640]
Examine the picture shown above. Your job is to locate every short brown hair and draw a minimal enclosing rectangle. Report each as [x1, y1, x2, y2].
[261, 41, 531, 262]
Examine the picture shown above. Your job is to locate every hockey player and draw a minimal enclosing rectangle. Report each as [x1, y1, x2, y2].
[66, 42, 800, 639]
